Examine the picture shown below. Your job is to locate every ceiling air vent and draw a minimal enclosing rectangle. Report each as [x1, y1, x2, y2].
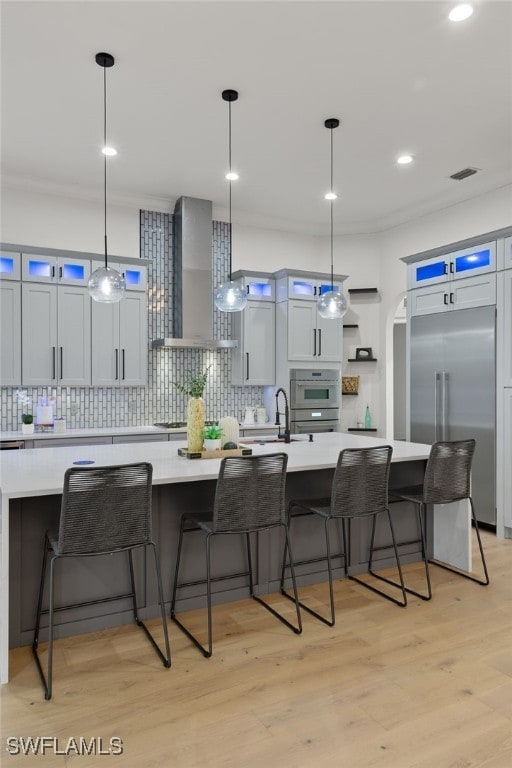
[449, 167, 478, 181]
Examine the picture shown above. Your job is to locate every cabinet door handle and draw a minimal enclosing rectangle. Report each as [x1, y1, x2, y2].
[115, 349, 119, 380]
[318, 328, 322, 356]
[313, 329, 317, 356]
[52, 347, 56, 379]
[313, 286, 317, 296]
[444, 263, 448, 275]
[51, 265, 55, 279]
[60, 347, 63, 380]
[450, 292, 454, 304]
[443, 293, 448, 305]
[246, 285, 250, 294]
[246, 352, 250, 380]
[122, 349, 126, 380]
[450, 262, 454, 274]
[59, 266, 63, 279]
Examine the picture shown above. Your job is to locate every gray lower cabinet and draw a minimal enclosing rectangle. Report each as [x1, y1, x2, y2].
[24, 437, 113, 448]
[232, 301, 275, 385]
[21, 283, 91, 386]
[91, 293, 147, 386]
[0, 281, 21, 385]
[112, 434, 169, 444]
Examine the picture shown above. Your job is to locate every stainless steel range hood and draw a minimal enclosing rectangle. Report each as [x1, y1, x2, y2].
[152, 196, 237, 350]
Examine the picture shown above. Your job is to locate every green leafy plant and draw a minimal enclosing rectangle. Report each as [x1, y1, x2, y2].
[203, 424, 222, 440]
[174, 365, 211, 398]
[22, 413, 34, 425]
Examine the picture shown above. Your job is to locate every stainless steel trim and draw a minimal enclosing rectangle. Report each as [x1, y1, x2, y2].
[152, 338, 237, 349]
[442, 371, 448, 440]
[295, 382, 338, 389]
[434, 371, 440, 441]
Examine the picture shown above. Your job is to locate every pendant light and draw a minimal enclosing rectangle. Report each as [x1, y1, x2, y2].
[317, 118, 348, 320]
[88, 52, 126, 303]
[214, 89, 247, 313]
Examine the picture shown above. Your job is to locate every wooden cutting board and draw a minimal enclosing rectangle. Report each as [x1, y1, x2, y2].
[177, 447, 253, 460]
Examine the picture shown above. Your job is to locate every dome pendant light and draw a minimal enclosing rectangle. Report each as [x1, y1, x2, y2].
[214, 89, 247, 313]
[317, 118, 347, 320]
[88, 52, 126, 303]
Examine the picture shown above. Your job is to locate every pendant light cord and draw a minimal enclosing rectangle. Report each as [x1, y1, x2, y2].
[228, 99, 233, 282]
[330, 126, 334, 290]
[103, 65, 108, 269]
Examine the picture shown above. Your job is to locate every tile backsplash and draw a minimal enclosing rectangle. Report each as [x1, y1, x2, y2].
[0, 210, 264, 431]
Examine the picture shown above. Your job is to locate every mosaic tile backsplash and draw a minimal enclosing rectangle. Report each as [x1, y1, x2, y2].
[1, 211, 264, 430]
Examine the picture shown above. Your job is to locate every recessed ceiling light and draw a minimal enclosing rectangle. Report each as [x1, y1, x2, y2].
[397, 154, 413, 165]
[225, 171, 239, 181]
[324, 191, 337, 200]
[102, 146, 117, 156]
[449, 4, 473, 22]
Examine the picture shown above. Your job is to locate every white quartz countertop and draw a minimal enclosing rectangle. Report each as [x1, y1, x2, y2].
[0, 432, 431, 500]
[0, 423, 278, 441]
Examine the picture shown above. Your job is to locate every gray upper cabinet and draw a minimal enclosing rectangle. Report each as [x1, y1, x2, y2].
[0, 251, 21, 281]
[91, 292, 147, 386]
[0, 281, 21, 385]
[407, 241, 496, 290]
[499, 269, 512, 387]
[409, 273, 496, 317]
[232, 300, 275, 385]
[287, 299, 342, 362]
[91, 260, 147, 292]
[22, 253, 91, 286]
[21, 283, 91, 386]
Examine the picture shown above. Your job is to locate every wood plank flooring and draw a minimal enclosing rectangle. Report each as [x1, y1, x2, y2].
[2, 531, 511, 767]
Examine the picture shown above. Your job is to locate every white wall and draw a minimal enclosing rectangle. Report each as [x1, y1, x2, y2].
[1, 182, 150, 259]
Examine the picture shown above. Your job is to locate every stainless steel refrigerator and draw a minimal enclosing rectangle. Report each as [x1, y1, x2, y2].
[410, 305, 495, 525]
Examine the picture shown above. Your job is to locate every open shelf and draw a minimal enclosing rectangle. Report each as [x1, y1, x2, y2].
[343, 323, 359, 328]
[347, 358, 378, 362]
[342, 392, 358, 396]
[348, 288, 378, 294]
[348, 427, 377, 432]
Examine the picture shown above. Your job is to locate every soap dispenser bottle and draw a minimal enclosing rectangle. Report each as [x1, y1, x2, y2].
[364, 405, 372, 429]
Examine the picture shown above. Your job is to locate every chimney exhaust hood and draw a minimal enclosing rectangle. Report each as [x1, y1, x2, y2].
[152, 196, 237, 350]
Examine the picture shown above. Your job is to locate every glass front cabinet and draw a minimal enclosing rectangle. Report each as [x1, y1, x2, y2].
[407, 241, 496, 290]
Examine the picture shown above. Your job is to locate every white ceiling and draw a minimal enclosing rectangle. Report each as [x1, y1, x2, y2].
[1, 0, 512, 235]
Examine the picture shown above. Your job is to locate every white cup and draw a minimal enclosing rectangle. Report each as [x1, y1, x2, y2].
[54, 418, 66, 433]
[256, 407, 267, 424]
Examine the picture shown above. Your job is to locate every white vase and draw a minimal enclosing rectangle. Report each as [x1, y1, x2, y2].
[187, 397, 205, 453]
[203, 438, 222, 452]
[21, 423, 35, 435]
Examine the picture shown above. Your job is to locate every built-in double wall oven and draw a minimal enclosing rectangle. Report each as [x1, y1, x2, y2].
[289, 368, 340, 433]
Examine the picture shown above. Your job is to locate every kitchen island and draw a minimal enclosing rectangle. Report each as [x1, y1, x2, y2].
[1, 432, 466, 684]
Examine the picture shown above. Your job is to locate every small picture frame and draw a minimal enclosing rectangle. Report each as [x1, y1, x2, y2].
[355, 347, 373, 360]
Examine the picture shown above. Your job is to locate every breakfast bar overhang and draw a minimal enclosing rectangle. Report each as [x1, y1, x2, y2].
[0, 432, 472, 684]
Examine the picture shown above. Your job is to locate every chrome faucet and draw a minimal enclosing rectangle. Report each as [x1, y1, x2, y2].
[275, 388, 291, 443]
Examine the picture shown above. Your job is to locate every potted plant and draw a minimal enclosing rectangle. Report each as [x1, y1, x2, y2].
[203, 424, 223, 452]
[16, 389, 34, 434]
[174, 366, 211, 453]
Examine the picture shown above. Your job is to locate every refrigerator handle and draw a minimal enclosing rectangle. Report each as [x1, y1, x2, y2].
[434, 372, 441, 441]
[442, 372, 449, 440]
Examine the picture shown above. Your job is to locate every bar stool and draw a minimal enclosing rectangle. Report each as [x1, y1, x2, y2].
[32, 462, 171, 700]
[170, 453, 302, 658]
[388, 439, 489, 598]
[281, 445, 407, 627]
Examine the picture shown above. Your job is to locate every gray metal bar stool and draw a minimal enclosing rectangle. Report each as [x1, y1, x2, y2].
[281, 445, 407, 626]
[32, 462, 171, 700]
[388, 439, 489, 598]
[170, 453, 302, 658]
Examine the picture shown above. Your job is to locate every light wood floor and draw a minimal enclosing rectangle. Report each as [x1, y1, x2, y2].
[2, 531, 512, 768]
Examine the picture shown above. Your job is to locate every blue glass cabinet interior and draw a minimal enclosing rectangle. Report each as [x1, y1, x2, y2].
[408, 241, 496, 290]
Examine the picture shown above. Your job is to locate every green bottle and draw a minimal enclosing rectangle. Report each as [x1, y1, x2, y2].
[364, 405, 372, 429]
